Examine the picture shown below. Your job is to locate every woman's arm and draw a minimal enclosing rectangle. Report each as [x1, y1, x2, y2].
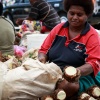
[38, 52, 48, 63]
[77, 63, 93, 76]
[16, 17, 33, 25]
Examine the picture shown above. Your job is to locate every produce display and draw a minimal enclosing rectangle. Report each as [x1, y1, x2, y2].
[0, 49, 100, 100]
[41, 89, 66, 100]
[78, 93, 96, 100]
[86, 85, 100, 99]
[56, 66, 100, 100]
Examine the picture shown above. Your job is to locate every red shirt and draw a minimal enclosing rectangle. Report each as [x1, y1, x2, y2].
[39, 22, 100, 76]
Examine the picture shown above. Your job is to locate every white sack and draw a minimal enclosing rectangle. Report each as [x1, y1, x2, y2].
[4, 56, 20, 70]
[0, 61, 8, 100]
[2, 59, 62, 100]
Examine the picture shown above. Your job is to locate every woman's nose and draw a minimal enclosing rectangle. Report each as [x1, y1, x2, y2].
[73, 14, 78, 19]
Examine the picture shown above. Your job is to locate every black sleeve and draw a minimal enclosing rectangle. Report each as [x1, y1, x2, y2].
[29, 1, 39, 20]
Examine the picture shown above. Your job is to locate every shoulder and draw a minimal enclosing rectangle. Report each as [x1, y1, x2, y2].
[2, 16, 14, 24]
[36, 0, 52, 6]
[36, 0, 47, 3]
[32, 0, 47, 7]
[50, 23, 64, 34]
[86, 25, 100, 45]
[89, 26, 99, 36]
[53, 23, 65, 30]
[1, 16, 15, 32]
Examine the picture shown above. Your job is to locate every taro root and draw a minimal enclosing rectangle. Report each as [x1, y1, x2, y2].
[52, 89, 66, 100]
[78, 92, 90, 100]
[86, 85, 100, 99]
[40, 89, 66, 100]
[41, 95, 53, 100]
[83, 97, 96, 100]
[55, 78, 68, 95]
[78, 93, 96, 100]
[63, 66, 81, 82]
[55, 78, 80, 98]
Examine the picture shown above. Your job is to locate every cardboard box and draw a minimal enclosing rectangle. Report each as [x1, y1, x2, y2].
[27, 34, 48, 50]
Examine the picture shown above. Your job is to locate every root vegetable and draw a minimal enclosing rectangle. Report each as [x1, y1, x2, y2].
[63, 66, 80, 82]
[40, 89, 66, 100]
[53, 89, 66, 100]
[87, 97, 96, 100]
[87, 85, 100, 99]
[41, 95, 53, 100]
[78, 93, 96, 100]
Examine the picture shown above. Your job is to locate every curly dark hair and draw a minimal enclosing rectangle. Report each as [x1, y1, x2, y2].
[0, 2, 3, 16]
[63, 0, 94, 15]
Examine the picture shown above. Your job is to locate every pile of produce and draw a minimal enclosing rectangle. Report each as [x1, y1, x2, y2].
[41, 89, 66, 100]
[40, 66, 100, 100]
[78, 85, 100, 100]
[0, 49, 100, 100]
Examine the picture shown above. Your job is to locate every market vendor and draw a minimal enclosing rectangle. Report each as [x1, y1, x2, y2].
[38, 0, 100, 99]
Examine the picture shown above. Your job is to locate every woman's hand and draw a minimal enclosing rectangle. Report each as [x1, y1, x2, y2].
[55, 78, 79, 98]
[38, 52, 48, 63]
[77, 63, 94, 76]
[74, 68, 81, 82]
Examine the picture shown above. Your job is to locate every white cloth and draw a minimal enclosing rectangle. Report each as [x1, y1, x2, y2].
[1, 59, 62, 100]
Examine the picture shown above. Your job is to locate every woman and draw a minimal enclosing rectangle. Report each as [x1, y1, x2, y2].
[38, 0, 100, 99]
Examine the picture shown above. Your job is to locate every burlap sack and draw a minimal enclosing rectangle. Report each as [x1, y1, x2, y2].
[2, 59, 62, 100]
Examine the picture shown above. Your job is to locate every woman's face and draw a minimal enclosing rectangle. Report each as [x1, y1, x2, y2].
[67, 6, 88, 27]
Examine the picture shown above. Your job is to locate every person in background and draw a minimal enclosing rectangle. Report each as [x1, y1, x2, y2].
[38, 0, 100, 99]
[0, 2, 15, 56]
[16, 0, 61, 33]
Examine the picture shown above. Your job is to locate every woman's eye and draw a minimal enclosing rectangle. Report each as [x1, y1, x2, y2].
[77, 14, 83, 17]
[70, 12, 74, 16]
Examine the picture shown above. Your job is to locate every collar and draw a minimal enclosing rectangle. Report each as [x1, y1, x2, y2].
[63, 21, 90, 35]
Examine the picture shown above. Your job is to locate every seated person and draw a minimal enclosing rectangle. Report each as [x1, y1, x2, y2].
[16, 0, 61, 33]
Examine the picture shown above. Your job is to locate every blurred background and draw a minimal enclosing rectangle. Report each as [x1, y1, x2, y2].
[1, 0, 100, 30]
